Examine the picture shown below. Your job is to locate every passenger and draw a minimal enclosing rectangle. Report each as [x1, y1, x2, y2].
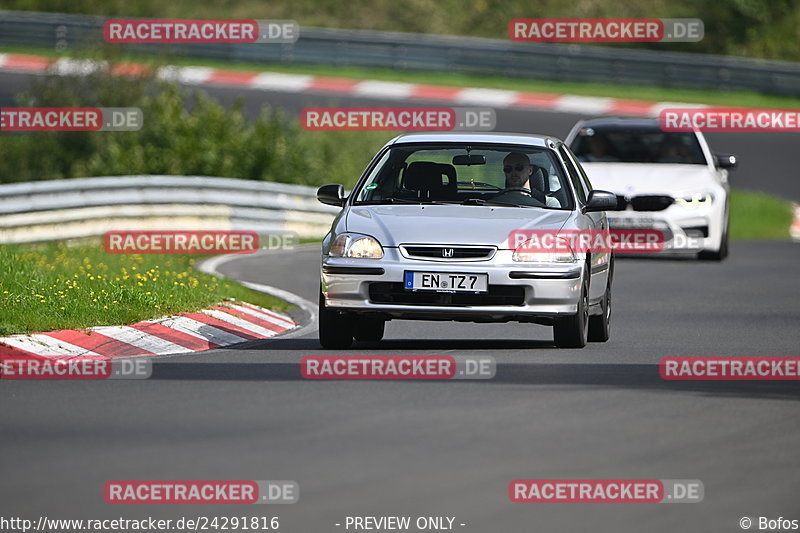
[657, 137, 690, 163]
[584, 135, 618, 162]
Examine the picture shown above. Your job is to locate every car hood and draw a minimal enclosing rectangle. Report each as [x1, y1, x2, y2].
[345, 205, 572, 248]
[581, 163, 717, 196]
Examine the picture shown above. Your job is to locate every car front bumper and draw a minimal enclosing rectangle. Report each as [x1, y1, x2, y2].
[321, 248, 587, 322]
[607, 204, 723, 253]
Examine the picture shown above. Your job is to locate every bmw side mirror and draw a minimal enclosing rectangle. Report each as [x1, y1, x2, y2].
[584, 190, 618, 212]
[317, 184, 346, 207]
[715, 153, 737, 169]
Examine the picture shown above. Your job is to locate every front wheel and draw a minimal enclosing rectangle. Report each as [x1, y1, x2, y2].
[698, 227, 728, 261]
[588, 282, 611, 342]
[354, 317, 385, 342]
[698, 208, 729, 261]
[318, 289, 354, 349]
[553, 271, 589, 348]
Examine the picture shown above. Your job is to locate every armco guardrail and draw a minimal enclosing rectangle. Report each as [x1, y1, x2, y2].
[0, 176, 339, 244]
[1, 11, 799, 96]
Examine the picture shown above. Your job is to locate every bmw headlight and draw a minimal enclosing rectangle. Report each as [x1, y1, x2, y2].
[330, 233, 384, 259]
[675, 192, 714, 208]
[512, 241, 578, 263]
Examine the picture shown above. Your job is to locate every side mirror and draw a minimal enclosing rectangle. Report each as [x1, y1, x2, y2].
[317, 184, 346, 207]
[715, 153, 737, 169]
[584, 190, 618, 212]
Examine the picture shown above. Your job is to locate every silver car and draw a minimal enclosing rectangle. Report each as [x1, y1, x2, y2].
[316, 132, 617, 349]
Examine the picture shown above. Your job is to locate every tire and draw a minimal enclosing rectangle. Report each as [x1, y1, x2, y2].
[588, 282, 611, 342]
[698, 229, 728, 261]
[553, 270, 589, 348]
[318, 289, 354, 349]
[698, 210, 729, 261]
[353, 317, 385, 342]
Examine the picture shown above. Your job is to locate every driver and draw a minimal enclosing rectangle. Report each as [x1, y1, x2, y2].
[503, 152, 533, 190]
[499, 152, 546, 205]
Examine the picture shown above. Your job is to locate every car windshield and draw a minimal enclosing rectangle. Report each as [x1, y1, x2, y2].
[353, 143, 573, 210]
[570, 127, 707, 165]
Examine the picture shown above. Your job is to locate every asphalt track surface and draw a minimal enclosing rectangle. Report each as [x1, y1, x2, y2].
[1, 69, 799, 533]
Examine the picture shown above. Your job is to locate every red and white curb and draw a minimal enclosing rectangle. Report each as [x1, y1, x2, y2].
[0, 52, 707, 117]
[792, 203, 800, 242]
[0, 301, 296, 359]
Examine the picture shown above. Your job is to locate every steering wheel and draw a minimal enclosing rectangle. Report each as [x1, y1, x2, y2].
[494, 187, 546, 203]
[500, 187, 532, 195]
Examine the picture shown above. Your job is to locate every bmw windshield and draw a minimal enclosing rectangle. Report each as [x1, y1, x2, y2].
[570, 127, 706, 165]
[352, 144, 574, 210]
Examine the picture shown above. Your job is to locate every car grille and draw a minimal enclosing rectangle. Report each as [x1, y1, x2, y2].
[400, 245, 495, 261]
[368, 283, 525, 306]
[628, 195, 674, 212]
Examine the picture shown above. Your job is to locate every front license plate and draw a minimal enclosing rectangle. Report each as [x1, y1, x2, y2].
[404, 271, 488, 293]
[608, 217, 656, 229]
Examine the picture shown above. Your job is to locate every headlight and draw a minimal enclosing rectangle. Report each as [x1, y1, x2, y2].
[512, 241, 578, 263]
[675, 192, 714, 208]
[330, 233, 384, 259]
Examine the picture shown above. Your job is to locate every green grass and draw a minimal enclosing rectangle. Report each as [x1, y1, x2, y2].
[0, 241, 291, 335]
[4, 44, 800, 110]
[729, 189, 794, 240]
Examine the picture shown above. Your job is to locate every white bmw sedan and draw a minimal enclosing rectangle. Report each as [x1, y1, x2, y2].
[565, 118, 737, 260]
[316, 132, 618, 349]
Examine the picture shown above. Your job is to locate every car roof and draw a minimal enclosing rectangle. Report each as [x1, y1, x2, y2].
[573, 117, 663, 129]
[386, 132, 560, 148]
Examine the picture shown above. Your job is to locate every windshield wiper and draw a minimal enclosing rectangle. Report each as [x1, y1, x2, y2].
[461, 198, 533, 207]
[357, 198, 456, 205]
